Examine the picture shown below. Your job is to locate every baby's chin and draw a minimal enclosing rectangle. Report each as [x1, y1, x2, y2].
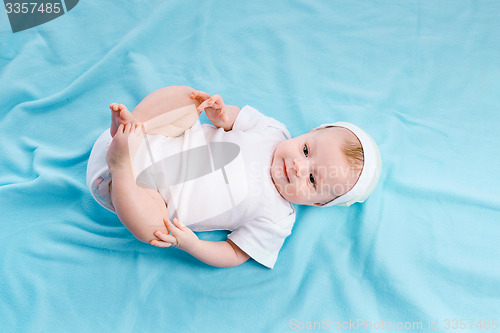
[269, 158, 279, 188]
[270, 152, 285, 196]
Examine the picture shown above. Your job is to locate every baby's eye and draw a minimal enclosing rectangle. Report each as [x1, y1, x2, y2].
[309, 173, 315, 185]
[303, 144, 309, 157]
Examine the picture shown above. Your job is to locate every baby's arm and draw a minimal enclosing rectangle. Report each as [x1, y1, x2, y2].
[191, 91, 240, 131]
[151, 218, 250, 267]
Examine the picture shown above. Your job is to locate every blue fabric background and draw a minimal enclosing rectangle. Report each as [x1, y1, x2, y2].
[1, 1, 499, 332]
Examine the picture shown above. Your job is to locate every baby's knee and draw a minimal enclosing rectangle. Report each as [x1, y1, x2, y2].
[132, 199, 169, 244]
[134, 232, 154, 244]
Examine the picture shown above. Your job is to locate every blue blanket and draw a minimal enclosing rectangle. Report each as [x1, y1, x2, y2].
[1, 1, 499, 331]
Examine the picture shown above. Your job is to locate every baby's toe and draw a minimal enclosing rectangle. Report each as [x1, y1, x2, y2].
[119, 109, 134, 122]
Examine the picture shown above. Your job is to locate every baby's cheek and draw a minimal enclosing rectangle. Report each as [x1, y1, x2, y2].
[286, 183, 308, 199]
[299, 184, 312, 198]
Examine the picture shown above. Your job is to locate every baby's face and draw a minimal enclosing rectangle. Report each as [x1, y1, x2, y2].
[270, 127, 360, 206]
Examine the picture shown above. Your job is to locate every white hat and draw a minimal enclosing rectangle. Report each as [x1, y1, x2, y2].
[315, 122, 382, 207]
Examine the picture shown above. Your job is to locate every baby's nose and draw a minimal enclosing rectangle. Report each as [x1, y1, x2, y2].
[293, 158, 308, 176]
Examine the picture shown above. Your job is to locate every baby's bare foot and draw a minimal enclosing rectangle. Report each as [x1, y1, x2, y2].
[106, 123, 145, 173]
[110, 103, 135, 137]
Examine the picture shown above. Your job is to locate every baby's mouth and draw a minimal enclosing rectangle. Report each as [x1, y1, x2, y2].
[283, 160, 289, 182]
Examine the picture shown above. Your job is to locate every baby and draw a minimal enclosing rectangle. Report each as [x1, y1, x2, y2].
[86, 86, 381, 269]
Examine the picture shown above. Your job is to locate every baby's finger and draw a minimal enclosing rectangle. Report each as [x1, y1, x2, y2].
[134, 123, 145, 134]
[197, 99, 211, 112]
[139, 122, 146, 134]
[163, 218, 181, 236]
[172, 218, 185, 229]
[220, 111, 228, 122]
[214, 106, 226, 121]
[154, 230, 177, 244]
[149, 239, 173, 248]
[211, 94, 223, 106]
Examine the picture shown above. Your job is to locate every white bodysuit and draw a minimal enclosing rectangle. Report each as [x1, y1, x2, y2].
[86, 106, 296, 268]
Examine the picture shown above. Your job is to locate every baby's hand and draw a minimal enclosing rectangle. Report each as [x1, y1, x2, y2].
[150, 218, 199, 252]
[192, 92, 228, 128]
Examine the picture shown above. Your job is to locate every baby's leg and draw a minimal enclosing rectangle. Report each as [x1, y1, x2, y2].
[107, 86, 203, 242]
[107, 123, 169, 243]
[109, 86, 202, 137]
[131, 86, 202, 123]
